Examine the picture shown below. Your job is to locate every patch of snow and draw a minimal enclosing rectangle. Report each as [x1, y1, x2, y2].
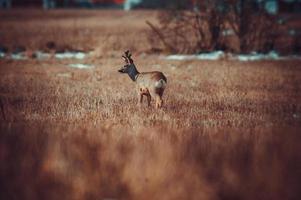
[11, 53, 27, 60]
[1, 50, 92, 61]
[166, 55, 198, 61]
[235, 51, 301, 61]
[34, 51, 51, 60]
[0, 52, 5, 58]
[68, 63, 93, 69]
[55, 51, 86, 60]
[166, 51, 301, 62]
[235, 51, 280, 61]
[166, 51, 225, 61]
[197, 51, 225, 60]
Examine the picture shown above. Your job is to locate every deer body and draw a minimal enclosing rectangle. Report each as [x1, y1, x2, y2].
[118, 51, 167, 108]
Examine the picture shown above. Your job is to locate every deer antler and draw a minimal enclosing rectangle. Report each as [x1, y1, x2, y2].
[122, 50, 133, 64]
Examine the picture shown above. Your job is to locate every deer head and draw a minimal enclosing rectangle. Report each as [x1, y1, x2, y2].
[118, 50, 135, 73]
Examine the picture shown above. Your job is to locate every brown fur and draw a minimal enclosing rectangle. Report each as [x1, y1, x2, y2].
[136, 71, 167, 108]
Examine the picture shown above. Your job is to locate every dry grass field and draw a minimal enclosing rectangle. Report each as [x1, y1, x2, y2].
[0, 10, 301, 200]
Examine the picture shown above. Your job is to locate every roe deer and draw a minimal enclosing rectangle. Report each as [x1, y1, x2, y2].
[118, 50, 167, 108]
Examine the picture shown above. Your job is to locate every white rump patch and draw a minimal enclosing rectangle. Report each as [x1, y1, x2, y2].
[155, 79, 167, 89]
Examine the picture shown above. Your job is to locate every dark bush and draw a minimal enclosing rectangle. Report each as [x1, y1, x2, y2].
[148, 0, 279, 54]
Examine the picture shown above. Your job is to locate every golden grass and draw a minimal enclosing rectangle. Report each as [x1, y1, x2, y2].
[0, 10, 301, 200]
[0, 9, 156, 53]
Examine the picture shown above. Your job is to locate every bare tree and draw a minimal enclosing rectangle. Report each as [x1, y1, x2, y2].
[226, 0, 278, 53]
[147, 4, 215, 53]
[147, 0, 279, 54]
[147, 0, 228, 54]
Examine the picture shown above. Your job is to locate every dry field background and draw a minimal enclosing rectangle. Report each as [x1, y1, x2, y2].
[0, 9, 157, 54]
[0, 10, 301, 200]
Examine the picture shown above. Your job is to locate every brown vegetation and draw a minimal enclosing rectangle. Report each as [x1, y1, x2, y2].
[147, 1, 301, 55]
[0, 9, 156, 54]
[0, 10, 301, 200]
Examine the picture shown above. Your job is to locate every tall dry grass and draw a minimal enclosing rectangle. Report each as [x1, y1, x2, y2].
[1, 56, 301, 200]
[1, 124, 300, 200]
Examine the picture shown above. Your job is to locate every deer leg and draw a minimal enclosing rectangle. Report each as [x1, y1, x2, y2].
[159, 98, 163, 108]
[138, 93, 143, 104]
[155, 95, 163, 109]
[146, 94, 151, 106]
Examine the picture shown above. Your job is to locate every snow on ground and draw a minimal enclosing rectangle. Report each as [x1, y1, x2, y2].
[11, 53, 27, 60]
[234, 51, 280, 61]
[166, 51, 225, 61]
[68, 63, 94, 69]
[166, 51, 301, 61]
[1, 50, 300, 63]
[55, 51, 86, 60]
[34, 51, 51, 60]
[0, 51, 89, 61]
[0, 50, 94, 69]
[0, 52, 5, 58]
[232, 51, 301, 61]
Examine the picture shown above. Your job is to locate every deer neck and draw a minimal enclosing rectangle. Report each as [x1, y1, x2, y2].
[127, 64, 140, 82]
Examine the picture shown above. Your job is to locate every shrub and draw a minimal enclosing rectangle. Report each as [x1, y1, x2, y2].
[147, 0, 279, 54]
